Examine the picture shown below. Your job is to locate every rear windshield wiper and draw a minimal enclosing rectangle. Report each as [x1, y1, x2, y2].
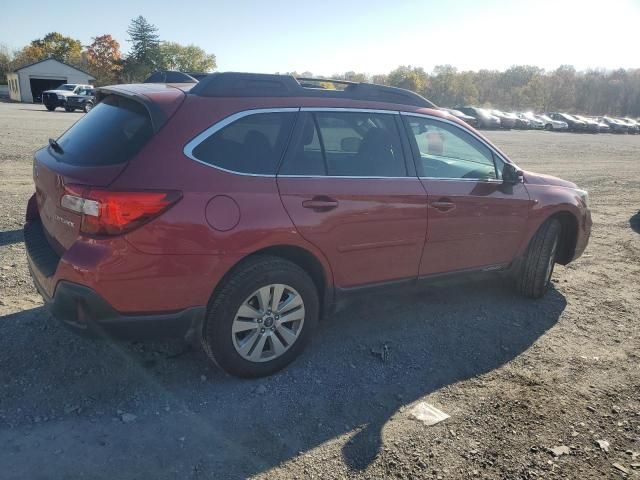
[48, 138, 64, 154]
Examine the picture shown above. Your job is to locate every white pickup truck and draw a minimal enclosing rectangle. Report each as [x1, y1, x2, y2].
[42, 83, 93, 111]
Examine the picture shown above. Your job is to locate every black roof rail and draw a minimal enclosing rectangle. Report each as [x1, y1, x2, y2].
[189, 72, 436, 108]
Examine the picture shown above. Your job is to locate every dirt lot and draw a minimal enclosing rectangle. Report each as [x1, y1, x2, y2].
[0, 102, 639, 479]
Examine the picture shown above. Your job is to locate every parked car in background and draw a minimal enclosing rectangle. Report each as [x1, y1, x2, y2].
[573, 115, 600, 133]
[457, 106, 501, 129]
[548, 113, 587, 132]
[24, 72, 591, 377]
[64, 87, 96, 113]
[512, 113, 531, 129]
[490, 109, 517, 129]
[440, 108, 478, 127]
[589, 117, 611, 133]
[536, 114, 569, 131]
[518, 112, 544, 129]
[598, 117, 628, 133]
[42, 83, 94, 111]
[620, 118, 640, 134]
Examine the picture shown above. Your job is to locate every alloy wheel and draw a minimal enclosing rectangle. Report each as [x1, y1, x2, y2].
[231, 284, 305, 363]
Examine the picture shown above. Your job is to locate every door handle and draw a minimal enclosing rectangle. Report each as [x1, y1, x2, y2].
[302, 196, 339, 212]
[430, 199, 456, 212]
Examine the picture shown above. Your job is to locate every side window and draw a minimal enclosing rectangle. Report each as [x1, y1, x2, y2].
[279, 111, 407, 177]
[191, 112, 296, 175]
[404, 116, 498, 180]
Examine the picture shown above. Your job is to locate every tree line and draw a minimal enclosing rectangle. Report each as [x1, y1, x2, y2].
[2, 18, 639, 116]
[0, 16, 216, 86]
[303, 65, 640, 117]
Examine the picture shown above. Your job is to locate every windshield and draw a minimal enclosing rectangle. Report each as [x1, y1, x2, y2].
[55, 84, 76, 91]
[538, 114, 552, 121]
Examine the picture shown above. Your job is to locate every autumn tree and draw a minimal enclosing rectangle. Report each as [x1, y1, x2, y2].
[0, 44, 11, 83]
[11, 32, 83, 69]
[158, 42, 216, 72]
[387, 65, 429, 95]
[86, 34, 122, 85]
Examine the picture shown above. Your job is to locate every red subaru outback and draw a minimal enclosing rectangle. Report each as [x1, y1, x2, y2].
[25, 73, 591, 377]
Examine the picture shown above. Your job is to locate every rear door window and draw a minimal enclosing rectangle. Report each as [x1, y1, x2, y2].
[279, 111, 407, 177]
[54, 95, 153, 166]
[191, 112, 297, 175]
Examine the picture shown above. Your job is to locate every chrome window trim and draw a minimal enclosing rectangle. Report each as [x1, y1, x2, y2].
[399, 111, 514, 176]
[417, 177, 504, 183]
[300, 107, 399, 114]
[182, 107, 300, 177]
[277, 175, 417, 180]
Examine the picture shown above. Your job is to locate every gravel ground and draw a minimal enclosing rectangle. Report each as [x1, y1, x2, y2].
[0, 102, 639, 479]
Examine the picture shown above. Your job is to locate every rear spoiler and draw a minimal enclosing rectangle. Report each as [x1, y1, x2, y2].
[96, 84, 189, 133]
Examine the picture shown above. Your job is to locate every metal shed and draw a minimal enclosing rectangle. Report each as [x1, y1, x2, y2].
[6, 58, 95, 103]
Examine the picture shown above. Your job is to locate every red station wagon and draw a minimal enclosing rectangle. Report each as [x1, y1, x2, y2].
[24, 73, 592, 377]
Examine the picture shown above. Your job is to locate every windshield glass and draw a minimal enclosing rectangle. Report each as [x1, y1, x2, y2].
[56, 84, 76, 91]
[538, 114, 552, 121]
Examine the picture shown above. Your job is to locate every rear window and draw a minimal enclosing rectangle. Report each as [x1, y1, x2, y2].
[190, 112, 296, 175]
[54, 95, 153, 166]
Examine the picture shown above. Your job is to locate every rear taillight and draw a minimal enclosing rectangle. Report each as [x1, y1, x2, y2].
[61, 185, 181, 235]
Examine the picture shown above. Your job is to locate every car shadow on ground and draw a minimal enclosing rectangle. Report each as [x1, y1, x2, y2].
[630, 211, 640, 234]
[0, 229, 23, 247]
[0, 276, 566, 479]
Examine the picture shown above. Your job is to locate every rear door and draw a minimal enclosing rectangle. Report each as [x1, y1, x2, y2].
[277, 109, 428, 288]
[33, 94, 154, 252]
[401, 113, 532, 276]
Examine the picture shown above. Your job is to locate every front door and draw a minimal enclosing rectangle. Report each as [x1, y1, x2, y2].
[277, 110, 428, 288]
[401, 114, 532, 276]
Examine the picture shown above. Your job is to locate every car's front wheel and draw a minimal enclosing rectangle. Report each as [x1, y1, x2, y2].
[83, 102, 93, 113]
[45, 105, 56, 111]
[202, 256, 319, 378]
[516, 218, 561, 299]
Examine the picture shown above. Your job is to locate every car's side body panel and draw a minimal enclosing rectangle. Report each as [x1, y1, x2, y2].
[25, 85, 591, 327]
[418, 179, 532, 275]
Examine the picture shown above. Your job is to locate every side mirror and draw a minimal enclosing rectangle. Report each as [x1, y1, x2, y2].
[502, 163, 523, 184]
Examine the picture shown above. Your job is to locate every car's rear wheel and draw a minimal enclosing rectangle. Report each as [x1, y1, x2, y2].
[516, 218, 561, 299]
[202, 256, 319, 378]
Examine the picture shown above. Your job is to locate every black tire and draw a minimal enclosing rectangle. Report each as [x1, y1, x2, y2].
[545, 123, 553, 131]
[83, 102, 93, 113]
[516, 218, 561, 299]
[202, 255, 319, 378]
[45, 105, 56, 111]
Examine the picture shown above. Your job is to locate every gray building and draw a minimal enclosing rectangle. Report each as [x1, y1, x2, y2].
[6, 58, 95, 103]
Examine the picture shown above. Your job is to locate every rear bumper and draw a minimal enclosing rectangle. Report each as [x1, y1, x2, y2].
[33, 275, 204, 339]
[24, 218, 209, 340]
